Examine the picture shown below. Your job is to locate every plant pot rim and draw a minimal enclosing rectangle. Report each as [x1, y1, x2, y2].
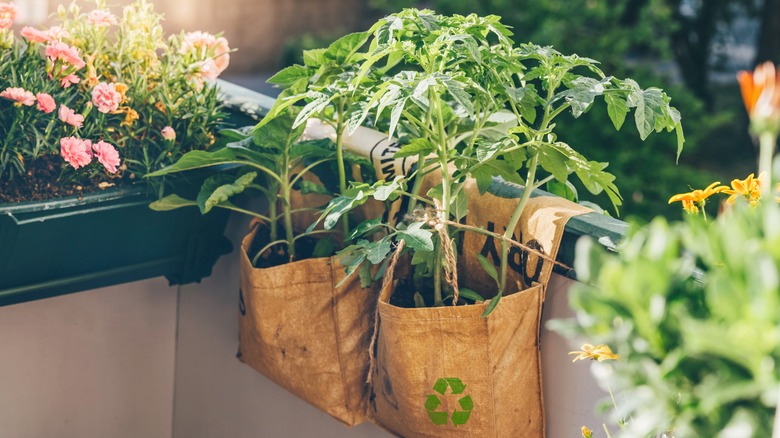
[0, 183, 147, 215]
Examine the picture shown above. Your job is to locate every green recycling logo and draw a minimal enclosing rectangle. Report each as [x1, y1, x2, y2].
[425, 377, 474, 426]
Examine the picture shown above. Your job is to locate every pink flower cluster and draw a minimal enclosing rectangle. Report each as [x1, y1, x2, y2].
[36, 93, 55, 113]
[181, 31, 230, 80]
[60, 137, 120, 173]
[21, 26, 70, 44]
[0, 1, 17, 30]
[59, 105, 84, 127]
[0, 87, 35, 106]
[44, 41, 85, 88]
[161, 126, 176, 141]
[45, 41, 86, 70]
[1, 87, 58, 114]
[87, 9, 117, 27]
[91, 82, 122, 113]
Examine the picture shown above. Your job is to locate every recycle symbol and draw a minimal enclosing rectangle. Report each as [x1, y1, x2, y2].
[425, 377, 474, 426]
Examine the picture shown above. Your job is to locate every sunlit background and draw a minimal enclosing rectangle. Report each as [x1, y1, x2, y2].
[11, 0, 780, 221]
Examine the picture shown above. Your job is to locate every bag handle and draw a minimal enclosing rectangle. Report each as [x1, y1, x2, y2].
[367, 240, 405, 385]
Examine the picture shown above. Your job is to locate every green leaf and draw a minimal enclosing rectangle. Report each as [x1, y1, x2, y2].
[452, 187, 469, 222]
[219, 127, 251, 142]
[319, 188, 369, 230]
[267, 64, 311, 88]
[373, 178, 403, 201]
[254, 82, 308, 129]
[145, 147, 242, 177]
[336, 244, 367, 287]
[633, 88, 665, 141]
[537, 147, 570, 183]
[455, 288, 485, 303]
[325, 31, 369, 63]
[476, 254, 499, 285]
[481, 291, 502, 317]
[557, 77, 610, 118]
[347, 217, 383, 241]
[546, 179, 578, 202]
[312, 236, 336, 258]
[471, 160, 523, 194]
[394, 138, 435, 158]
[397, 221, 434, 252]
[443, 78, 475, 116]
[197, 172, 257, 214]
[303, 48, 326, 67]
[255, 109, 306, 149]
[298, 180, 331, 195]
[290, 138, 334, 161]
[359, 261, 373, 288]
[293, 91, 334, 128]
[365, 237, 392, 264]
[675, 122, 685, 163]
[149, 194, 197, 211]
[475, 140, 502, 163]
[504, 86, 537, 124]
[604, 92, 629, 131]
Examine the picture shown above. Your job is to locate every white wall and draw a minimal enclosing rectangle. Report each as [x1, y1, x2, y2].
[0, 278, 178, 438]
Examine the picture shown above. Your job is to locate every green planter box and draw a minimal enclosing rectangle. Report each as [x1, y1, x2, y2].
[0, 185, 232, 306]
[0, 80, 269, 307]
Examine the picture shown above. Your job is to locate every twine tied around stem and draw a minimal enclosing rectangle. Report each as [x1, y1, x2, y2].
[416, 202, 574, 288]
[366, 239, 405, 385]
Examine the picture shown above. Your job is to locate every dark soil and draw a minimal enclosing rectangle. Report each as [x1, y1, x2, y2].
[388, 277, 480, 309]
[249, 226, 324, 268]
[0, 155, 129, 204]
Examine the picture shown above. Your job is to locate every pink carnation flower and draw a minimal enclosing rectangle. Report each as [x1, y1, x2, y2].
[92, 140, 120, 173]
[1, 87, 35, 106]
[87, 9, 117, 27]
[0, 2, 17, 30]
[197, 58, 220, 81]
[91, 82, 122, 113]
[60, 137, 92, 169]
[213, 37, 230, 73]
[45, 41, 86, 69]
[161, 126, 176, 141]
[36, 93, 55, 113]
[21, 26, 49, 43]
[61, 72, 80, 88]
[182, 31, 231, 79]
[58, 104, 84, 128]
[181, 31, 217, 53]
[45, 26, 70, 42]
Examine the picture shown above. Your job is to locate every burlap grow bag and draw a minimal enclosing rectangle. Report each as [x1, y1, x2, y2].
[370, 192, 590, 437]
[237, 223, 375, 426]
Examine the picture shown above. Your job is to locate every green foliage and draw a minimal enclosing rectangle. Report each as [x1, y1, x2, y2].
[554, 202, 780, 436]
[316, 9, 682, 311]
[367, 0, 739, 222]
[150, 111, 341, 261]
[0, 0, 226, 187]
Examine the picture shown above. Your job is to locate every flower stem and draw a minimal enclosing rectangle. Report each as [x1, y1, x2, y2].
[772, 385, 780, 438]
[268, 187, 278, 242]
[759, 132, 776, 196]
[335, 98, 350, 238]
[433, 92, 450, 307]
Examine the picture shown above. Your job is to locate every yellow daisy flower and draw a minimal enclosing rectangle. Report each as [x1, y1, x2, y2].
[569, 343, 619, 362]
[668, 182, 727, 214]
[722, 173, 762, 206]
